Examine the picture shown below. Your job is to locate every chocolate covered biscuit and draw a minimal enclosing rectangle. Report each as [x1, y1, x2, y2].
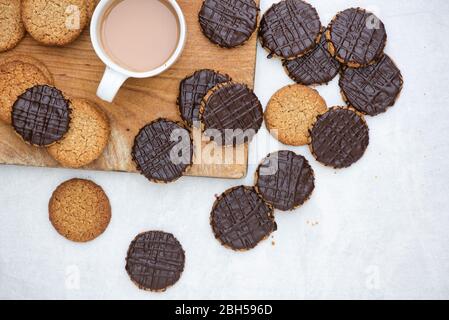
[211, 186, 276, 251]
[12, 85, 71, 146]
[132, 119, 193, 183]
[200, 82, 263, 146]
[327, 8, 387, 67]
[126, 231, 185, 292]
[309, 107, 369, 169]
[340, 54, 403, 116]
[256, 150, 315, 211]
[259, 0, 321, 59]
[199, 0, 259, 48]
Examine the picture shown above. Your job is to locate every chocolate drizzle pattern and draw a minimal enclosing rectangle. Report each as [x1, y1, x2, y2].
[201, 82, 263, 146]
[126, 231, 185, 292]
[198, 0, 259, 48]
[327, 8, 387, 67]
[132, 119, 193, 183]
[259, 0, 321, 59]
[256, 150, 315, 211]
[12, 85, 71, 146]
[310, 107, 369, 169]
[211, 186, 276, 251]
[178, 69, 230, 126]
[283, 29, 340, 85]
[340, 54, 403, 116]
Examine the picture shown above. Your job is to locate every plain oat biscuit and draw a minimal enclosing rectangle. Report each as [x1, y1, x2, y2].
[48, 98, 110, 168]
[0, 54, 54, 84]
[0, 0, 25, 52]
[0, 61, 52, 124]
[22, 0, 89, 46]
[49, 178, 111, 242]
[264, 84, 327, 146]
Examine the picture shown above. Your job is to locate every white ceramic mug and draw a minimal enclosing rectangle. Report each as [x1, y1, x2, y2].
[90, 0, 187, 103]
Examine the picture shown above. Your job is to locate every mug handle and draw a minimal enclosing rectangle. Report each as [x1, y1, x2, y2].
[97, 67, 128, 103]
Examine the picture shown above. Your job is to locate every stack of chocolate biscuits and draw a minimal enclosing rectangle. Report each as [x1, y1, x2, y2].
[131, 69, 264, 183]
[258, 1, 403, 169]
[0, 54, 110, 168]
[210, 150, 315, 251]
[208, 0, 404, 252]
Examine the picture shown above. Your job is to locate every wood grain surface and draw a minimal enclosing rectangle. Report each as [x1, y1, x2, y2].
[0, 0, 260, 179]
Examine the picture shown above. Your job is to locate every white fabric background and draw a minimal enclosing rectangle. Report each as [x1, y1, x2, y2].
[1, 0, 449, 299]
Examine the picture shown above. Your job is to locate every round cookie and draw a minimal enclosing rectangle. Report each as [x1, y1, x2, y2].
[0, 61, 53, 124]
[259, 0, 321, 59]
[49, 178, 111, 242]
[47, 98, 110, 168]
[0, 54, 54, 84]
[340, 54, 403, 116]
[178, 69, 231, 126]
[12, 85, 71, 146]
[199, 0, 259, 48]
[126, 231, 185, 292]
[255, 150, 315, 211]
[327, 8, 387, 68]
[22, 0, 89, 46]
[283, 29, 340, 86]
[211, 186, 276, 251]
[0, 0, 25, 52]
[132, 118, 193, 183]
[264, 84, 327, 146]
[200, 82, 263, 146]
[309, 107, 370, 169]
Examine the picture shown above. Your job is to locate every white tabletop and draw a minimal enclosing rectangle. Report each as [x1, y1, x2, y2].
[1, 0, 449, 300]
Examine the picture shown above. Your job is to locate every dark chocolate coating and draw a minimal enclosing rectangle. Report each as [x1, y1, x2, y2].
[259, 0, 321, 59]
[132, 119, 193, 183]
[310, 107, 369, 169]
[340, 54, 403, 116]
[178, 69, 230, 126]
[283, 29, 340, 85]
[201, 82, 263, 146]
[199, 0, 258, 48]
[12, 85, 71, 146]
[256, 150, 315, 211]
[328, 8, 386, 66]
[125, 231, 185, 292]
[211, 186, 276, 251]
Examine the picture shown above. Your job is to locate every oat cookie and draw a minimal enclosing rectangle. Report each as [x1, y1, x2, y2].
[49, 178, 111, 242]
[0, 54, 54, 84]
[0, 61, 52, 124]
[264, 84, 327, 146]
[22, 0, 89, 46]
[0, 0, 25, 52]
[48, 98, 110, 168]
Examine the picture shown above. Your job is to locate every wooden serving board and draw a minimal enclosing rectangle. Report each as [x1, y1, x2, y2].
[0, 0, 260, 179]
